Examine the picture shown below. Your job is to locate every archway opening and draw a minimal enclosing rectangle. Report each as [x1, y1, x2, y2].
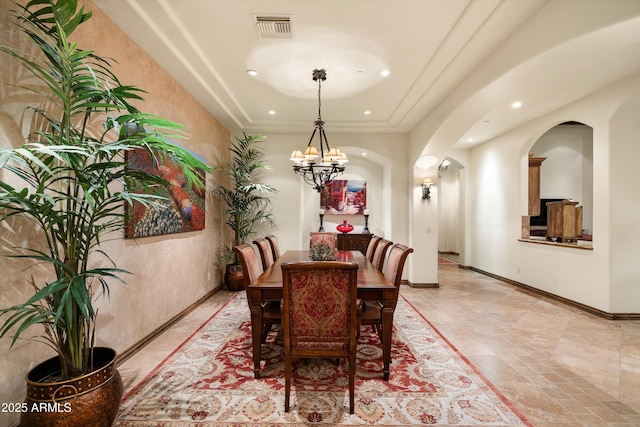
[526, 121, 593, 243]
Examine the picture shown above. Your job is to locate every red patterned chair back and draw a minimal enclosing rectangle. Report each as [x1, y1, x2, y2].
[281, 261, 360, 414]
[265, 235, 281, 261]
[371, 238, 392, 271]
[365, 235, 381, 262]
[253, 238, 274, 271]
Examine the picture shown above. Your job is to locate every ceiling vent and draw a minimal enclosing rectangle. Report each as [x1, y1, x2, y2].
[254, 15, 292, 38]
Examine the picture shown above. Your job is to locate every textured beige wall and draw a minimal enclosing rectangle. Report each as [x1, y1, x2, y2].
[0, 1, 229, 424]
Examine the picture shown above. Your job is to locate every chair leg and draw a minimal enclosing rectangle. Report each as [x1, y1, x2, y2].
[374, 324, 393, 364]
[284, 353, 291, 412]
[348, 352, 356, 414]
[261, 323, 271, 343]
[374, 323, 382, 342]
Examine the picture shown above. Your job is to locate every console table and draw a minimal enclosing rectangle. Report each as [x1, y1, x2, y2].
[337, 233, 372, 255]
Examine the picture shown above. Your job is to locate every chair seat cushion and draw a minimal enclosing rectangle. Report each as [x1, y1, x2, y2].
[360, 299, 382, 323]
[263, 300, 282, 321]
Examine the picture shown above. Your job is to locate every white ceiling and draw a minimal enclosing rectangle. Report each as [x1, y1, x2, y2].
[93, 0, 640, 153]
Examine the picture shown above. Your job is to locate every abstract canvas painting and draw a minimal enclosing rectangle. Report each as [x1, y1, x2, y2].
[320, 179, 366, 215]
[125, 145, 206, 238]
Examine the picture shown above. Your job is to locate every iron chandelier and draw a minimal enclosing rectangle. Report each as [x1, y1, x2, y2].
[290, 69, 347, 192]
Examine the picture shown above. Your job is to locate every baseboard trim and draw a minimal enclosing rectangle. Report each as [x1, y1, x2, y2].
[469, 267, 640, 320]
[406, 280, 439, 288]
[116, 287, 221, 365]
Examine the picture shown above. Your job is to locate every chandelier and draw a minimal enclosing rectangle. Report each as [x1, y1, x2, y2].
[290, 69, 347, 192]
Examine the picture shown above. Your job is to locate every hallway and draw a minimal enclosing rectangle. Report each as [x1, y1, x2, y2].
[118, 262, 640, 426]
[403, 263, 640, 426]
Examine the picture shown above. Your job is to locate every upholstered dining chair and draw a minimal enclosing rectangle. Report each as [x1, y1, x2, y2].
[233, 244, 281, 345]
[253, 237, 274, 271]
[361, 244, 414, 345]
[371, 238, 392, 271]
[365, 235, 381, 263]
[281, 261, 361, 414]
[265, 234, 281, 261]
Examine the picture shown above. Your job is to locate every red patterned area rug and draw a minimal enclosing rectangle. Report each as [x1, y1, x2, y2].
[438, 257, 458, 265]
[114, 294, 531, 426]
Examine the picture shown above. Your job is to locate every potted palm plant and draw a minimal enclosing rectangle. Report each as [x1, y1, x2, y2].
[214, 133, 276, 291]
[0, 1, 210, 425]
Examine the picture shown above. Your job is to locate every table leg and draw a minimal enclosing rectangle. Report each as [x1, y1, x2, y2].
[381, 303, 394, 381]
[248, 300, 263, 379]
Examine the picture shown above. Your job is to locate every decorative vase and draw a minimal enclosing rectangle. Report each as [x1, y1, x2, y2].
[225, 264, 245, 291]
[336, 220, 354, 234]
[20, 347, 123, 427]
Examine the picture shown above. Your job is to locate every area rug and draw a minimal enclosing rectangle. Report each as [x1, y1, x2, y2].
[114, 294, 531, 426]
[438, 257, 458, 265]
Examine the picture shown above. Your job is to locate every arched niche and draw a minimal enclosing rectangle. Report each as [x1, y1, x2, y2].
[526, 121, 593, 242]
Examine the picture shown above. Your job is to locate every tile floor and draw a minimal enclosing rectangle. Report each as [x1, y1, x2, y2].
[118, 260, 640, 426]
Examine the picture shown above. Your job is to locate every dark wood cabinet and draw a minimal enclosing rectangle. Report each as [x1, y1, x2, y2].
[337, 233, 372, 255]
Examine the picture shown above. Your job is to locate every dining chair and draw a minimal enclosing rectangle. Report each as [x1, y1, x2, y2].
[371, 238, 392, 271]
[361, 243, 414, 345]
[253, 237, 274, 271]
[233, 244, 281, 344]
[264, 234, 281, 261]
[281, 261, 360, 414]
[365, 235, 381, 263]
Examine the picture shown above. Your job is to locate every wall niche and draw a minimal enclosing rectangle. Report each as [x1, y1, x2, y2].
[525, 122, 593, 244]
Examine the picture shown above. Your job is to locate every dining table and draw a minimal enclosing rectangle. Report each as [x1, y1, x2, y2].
[247, 249, 397, 381]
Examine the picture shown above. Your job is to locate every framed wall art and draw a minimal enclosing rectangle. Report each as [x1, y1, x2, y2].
[125, 144, 206, 238]
[320, 179, 366, 215]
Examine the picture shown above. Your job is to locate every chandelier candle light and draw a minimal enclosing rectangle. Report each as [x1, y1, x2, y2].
[290, 69, 347, 192]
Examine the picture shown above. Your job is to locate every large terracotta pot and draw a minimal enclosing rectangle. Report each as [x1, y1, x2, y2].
[225, 263, 245, 291]
[20, 347, 123, 427]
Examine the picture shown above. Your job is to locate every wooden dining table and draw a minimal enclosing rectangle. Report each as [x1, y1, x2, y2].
[247, 250, 397, 381]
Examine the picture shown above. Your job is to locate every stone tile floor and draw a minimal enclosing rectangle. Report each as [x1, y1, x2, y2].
[119, 260, 640, 426]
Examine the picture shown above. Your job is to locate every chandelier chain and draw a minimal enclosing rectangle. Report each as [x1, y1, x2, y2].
[317, 76, 322, 121]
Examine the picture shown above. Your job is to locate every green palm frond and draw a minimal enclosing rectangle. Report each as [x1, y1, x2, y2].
[214, 133, 277, 262]
[0, 0, 213, 379]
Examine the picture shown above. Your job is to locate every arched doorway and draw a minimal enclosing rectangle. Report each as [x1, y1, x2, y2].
[436, 157, 466, 265]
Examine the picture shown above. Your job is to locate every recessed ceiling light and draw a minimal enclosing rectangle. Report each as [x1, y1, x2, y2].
[268, 110, 276, 115]
[356, 70, 364, 75]
[467, 138, 474, 142]
[362, 152, 367, 156]
[380, 69, 390, 77]
[511, 101, 522, 109]
[364, 110, 371, 115]
[247, 69, 258, 77]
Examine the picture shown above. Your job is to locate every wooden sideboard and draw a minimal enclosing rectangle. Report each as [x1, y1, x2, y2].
[337, 233, 372, 255]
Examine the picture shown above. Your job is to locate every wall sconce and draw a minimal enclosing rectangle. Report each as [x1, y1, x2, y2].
[438, 159, 450, 172]
[421, 178, 433, 200]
